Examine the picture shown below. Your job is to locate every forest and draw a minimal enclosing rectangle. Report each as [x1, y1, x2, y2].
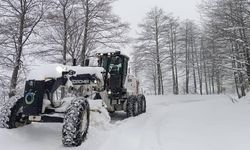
[132, 0, 250, 98]
[0, 0, 249, 100]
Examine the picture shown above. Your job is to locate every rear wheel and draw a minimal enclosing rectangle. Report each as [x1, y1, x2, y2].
[126, 96, 134, 117]
[126, 95, 139, 117]
[62, 98, 90, 147]
[133, 97, 139, 116]
[0, 97, 30, 129]
[137, 95, 143, 114]
[138, 94, 146, 113]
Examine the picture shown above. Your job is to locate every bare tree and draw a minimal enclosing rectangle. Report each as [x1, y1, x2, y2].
[79, 0, 130, 66]
[167, 16, 179, 95]
[44, 0, 82, 65]
[0, 0, 49, 97]
[132, 7, 170, 95]
[199, 0, 250, 98]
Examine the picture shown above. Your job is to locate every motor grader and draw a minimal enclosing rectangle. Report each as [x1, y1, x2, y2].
[0, 51, 146, 147]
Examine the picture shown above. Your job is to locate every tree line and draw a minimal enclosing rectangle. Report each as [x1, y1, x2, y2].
[132, 0, 250, 98]
[0, 0, 249, 100]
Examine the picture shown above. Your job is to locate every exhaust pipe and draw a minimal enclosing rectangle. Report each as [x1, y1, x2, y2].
[73, 59, 77, 66]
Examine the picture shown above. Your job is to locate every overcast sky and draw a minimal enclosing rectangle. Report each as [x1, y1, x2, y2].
[112, 0, 202, 55]
[113, 0, 202, 34]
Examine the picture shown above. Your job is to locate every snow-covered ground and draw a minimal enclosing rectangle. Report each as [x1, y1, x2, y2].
[0, 95, 250, 150]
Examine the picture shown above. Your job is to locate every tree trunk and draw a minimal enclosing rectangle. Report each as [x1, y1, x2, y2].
[211, 74, 215, 94]
[155, 17, 161, 95]
[204, 65, 208, 95]
[185, 26, 189, 94]
[173, 25, 179, 95]
[208, 68, 212, 94]
[153, 73, 157, 95]
[157, 63, 161, 95]
[198, 38, 203, 95]
[169, 26, 178, 95]
[80, 0, 90, 66]
[211, 39, 216, 94]
[170, 44, 176, 94]
[203, 45, 209, 95]
[234, 73, 241, 98]
[197, 55, 202, 95]
[160, 67, 164, 95]
[174, 62, 179, 94]
[9, 9, 25, 97]
[191, 38, 197, 94]
[62, 5, 68, 65]
[239, 72, 246, 97]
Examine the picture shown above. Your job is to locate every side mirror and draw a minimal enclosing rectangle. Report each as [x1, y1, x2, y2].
[85, 59, 90, 66]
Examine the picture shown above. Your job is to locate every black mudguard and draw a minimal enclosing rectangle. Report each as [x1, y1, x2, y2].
[23, 80, 46, 116]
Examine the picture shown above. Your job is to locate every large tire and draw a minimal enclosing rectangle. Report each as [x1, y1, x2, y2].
[126, 96, 134, 117]
[137, 95, 143, 114]
[0, 96, 30, 129]
[142, 95, 146, 113]
[126, 95, 139, 117]
[133, 96, 139, 116]
[62, 98, 90, 147]
[138, 94, 146, 113]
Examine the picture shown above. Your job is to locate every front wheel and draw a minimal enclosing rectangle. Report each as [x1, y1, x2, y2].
[62, 98, 90, 147]
[0, 97, 30, 129]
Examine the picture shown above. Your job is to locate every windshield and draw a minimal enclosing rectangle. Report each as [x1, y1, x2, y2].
[98, 55, 123, 74]
[109, 56, 122, 74]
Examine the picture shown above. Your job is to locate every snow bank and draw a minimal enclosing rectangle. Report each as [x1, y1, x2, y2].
[238, 93, 250, 102]
[88, 100, 111, 128]
[27, 64, 104, 81]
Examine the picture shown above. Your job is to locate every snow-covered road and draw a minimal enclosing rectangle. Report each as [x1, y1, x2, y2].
[1, 95, 250, 150]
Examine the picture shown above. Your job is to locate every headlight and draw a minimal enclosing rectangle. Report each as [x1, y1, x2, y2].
[108, 90, 112, 95]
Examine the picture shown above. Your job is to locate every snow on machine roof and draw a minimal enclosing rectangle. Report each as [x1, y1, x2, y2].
[27, 64, 105, 81]
[95, 50, 130, 60]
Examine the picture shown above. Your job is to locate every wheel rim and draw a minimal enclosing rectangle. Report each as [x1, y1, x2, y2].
[142, 99, 146, 112]
[80, 110, 88, 134]
[139, 99, 142, 113]
[135, 100, 139, 115]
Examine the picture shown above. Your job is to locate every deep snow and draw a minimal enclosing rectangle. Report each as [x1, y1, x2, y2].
[0, 95, 250, 150]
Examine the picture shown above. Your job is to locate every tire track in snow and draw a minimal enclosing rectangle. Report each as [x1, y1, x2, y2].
[138, 109, 167, 150]
[95, 97, 170, 150]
